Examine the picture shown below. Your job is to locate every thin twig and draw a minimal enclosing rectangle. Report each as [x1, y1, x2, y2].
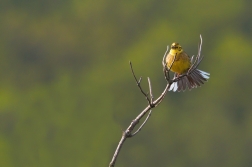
[162, 45, 170, 67]
[147, 77, 153, 104]
[164, 53, 177, 84]
[188, 34, 203, 73]
[129, 61, 151, 104]
[162, 46, 170, 81]
[130, 110, 152, 137]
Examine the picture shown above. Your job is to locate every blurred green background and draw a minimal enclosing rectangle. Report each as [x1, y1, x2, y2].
[1, 0, 252, 166]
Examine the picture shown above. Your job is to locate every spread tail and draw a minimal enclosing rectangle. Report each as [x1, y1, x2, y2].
[169, 69, 210, 92]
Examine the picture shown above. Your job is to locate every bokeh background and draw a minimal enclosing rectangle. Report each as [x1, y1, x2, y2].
[1, 0, 252, 166]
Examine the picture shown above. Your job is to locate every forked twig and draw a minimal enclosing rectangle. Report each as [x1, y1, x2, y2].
[130, 110, 152, 137]
[130, 62, 152, 105]
[188, 34, 203, 73]
[109, 61, 177, 167]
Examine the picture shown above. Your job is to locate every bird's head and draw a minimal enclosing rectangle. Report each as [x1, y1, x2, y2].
[171, 43, 183, 53]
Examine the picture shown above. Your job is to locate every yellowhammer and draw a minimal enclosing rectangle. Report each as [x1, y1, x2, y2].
[165, 39, 210, 92]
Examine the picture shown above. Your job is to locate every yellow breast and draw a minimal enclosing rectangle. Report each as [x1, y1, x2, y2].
[166, 51, 191, 74]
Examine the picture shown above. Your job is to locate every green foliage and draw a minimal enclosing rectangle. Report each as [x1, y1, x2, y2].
[0, 0, 252, 166]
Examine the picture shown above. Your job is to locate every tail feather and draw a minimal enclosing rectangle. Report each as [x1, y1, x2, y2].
[182, 76, 187, 90]
[177, 79, 182, 92]
[169, 69, 210, 92]
[198, 70, 210, 79]
[194, 70, 207, 82]
[187, 75, 198, 87]
[191, 72, 203, 85]
[184, 76, 193, 90]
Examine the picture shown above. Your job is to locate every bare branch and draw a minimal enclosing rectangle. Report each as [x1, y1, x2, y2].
[164, 52, 177, 84]
[109, 69, 172, 167]
[109, 132, 127, 167]
[162, 46, 171, 81]
[130, 110, 152, 137]
[188, 34, 203, 73]
[129, 61, 151, 104]
[147, 77, 153, 104]
[162, 45, 169, 67]
[110, 54, 195, 167]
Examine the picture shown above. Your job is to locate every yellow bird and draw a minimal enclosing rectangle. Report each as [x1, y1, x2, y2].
[166, 42, 210, 92]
